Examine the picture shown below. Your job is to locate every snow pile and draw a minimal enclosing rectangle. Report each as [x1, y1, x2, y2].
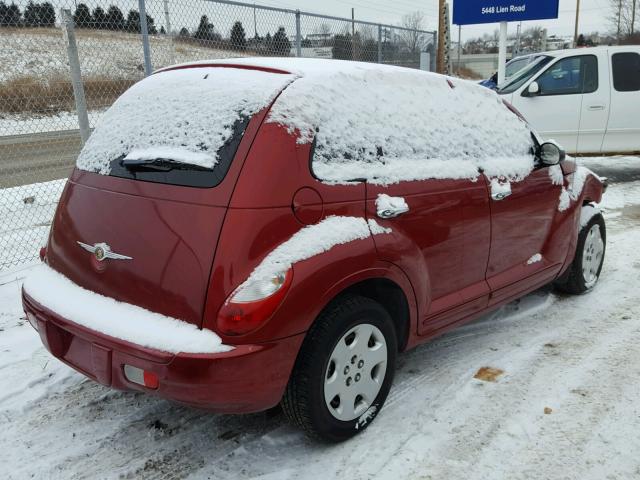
[22, 264, 231, 354]
[264, 60, 535, 184]
[548, 164, 564, 185]
[376, 194, 409, 217]
[527, 253, 542, 265]
[123, 146, 214, 168]
[76, 67, 295, 174]
[558, 166, 599, 212]
[367, 219, 392, 235]
[580, 204, 601, 227]
[238, 216, 390, 292]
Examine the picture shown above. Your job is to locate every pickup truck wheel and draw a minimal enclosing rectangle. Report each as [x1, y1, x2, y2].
[555, 213, 606, 294]
[282, 295, 397, 442]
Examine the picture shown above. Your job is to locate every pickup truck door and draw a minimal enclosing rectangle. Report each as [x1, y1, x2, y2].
[602, 50, 640, 153]
[577, 51, 610, 153]
[511, 54, 599, 154]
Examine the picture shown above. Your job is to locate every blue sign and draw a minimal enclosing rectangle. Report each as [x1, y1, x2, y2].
[453, 0, 559, 25]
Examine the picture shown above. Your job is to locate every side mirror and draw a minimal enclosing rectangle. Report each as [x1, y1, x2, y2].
[538, 141, 566, 166]
[526, 81, 540, 96]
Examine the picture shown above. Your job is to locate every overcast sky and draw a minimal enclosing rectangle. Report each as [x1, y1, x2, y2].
[250, 0, 615, 40]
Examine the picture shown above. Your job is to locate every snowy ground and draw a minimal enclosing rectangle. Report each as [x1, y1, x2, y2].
[1, 157, 639, 479]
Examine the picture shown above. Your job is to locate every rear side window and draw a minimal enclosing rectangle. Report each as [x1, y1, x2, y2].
[536, 55, 598, 96]
[76, 67, 295, 188]
[612, 52, 640, 92]
[268, 66, 536, 184]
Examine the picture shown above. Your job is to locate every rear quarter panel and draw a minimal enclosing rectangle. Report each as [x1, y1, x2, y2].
[205, 123, 419, 345]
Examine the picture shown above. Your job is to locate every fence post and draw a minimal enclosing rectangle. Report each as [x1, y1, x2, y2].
[295, 10, 302, 57]
[377, 24, 382, 63]
[61, 9, 90, 145]
[431, 31, 437, 72]
[138, 0, 153, 75]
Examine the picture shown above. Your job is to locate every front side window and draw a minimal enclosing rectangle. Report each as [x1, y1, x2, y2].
[535, 55, 598, 96]
[612, 52, 640, 92]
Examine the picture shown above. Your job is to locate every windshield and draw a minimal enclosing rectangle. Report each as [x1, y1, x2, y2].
[76, 67, 295, 187]
[505, 57, 531, 79]
[498, 55, 554, 94]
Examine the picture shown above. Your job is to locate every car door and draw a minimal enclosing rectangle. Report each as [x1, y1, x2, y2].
[511, 55, 598, 153]
[485, 164, 565, 307]
[366, 178, 492, 336]
[601, 50, 640, 153]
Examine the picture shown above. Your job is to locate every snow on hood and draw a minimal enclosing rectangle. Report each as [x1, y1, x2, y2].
[76, 67, 296, 174]
[23, 264, 231, 354]
[237, 216, 390, 293]
[264, 61, 535, 185]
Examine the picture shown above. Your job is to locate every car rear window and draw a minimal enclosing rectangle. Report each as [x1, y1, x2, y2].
[76, 67, 295, 188]
[612, 52, 640, 92]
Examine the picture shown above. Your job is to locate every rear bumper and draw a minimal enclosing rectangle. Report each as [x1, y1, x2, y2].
[22, 290, 304, 413]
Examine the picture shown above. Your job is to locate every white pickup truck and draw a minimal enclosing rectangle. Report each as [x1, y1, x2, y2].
[498, 46, 640, 155]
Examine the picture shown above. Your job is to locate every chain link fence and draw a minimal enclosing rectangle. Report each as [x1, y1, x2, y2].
[0, 0, 436, 271]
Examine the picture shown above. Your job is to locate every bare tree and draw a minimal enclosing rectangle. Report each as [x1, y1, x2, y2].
[400, 11, 425, 53]
[609, 0, 638, 41]
[359, 24, 376, 42]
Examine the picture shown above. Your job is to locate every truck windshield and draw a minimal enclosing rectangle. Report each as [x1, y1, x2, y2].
[498, 55, 554, 94]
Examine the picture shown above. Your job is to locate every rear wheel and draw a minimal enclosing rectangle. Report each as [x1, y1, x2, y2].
[282, 295, 397, 442]
[555, 212, 606, 294]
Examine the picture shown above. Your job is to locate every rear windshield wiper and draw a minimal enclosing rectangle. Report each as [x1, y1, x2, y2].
[119, 158, 211, 172]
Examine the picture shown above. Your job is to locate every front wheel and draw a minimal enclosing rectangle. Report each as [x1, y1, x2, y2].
[555, 212, 606, 294]
[282, 295, 397, 442]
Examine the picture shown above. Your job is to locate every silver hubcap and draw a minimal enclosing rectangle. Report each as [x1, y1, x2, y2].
[582, 224, 604, 288]
[324, 323, 388, 422]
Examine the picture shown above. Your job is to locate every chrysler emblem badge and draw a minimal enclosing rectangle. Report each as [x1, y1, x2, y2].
[77, 241, 132, 262]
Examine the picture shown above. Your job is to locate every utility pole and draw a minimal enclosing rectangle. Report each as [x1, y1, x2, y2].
[617, 0, 622, 41]
[436, 0, 445, 73]
[573, 0, 580, 47]
[253, 3, 257, 38]
[632, 0, 637, 35]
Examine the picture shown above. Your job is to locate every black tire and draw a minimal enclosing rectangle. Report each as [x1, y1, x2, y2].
[281, 294, 397, 442]
[555, 212, 606, 295]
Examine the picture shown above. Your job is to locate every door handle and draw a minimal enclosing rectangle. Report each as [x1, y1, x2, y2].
[376, 195, 409, 219]
[587, 104, 605, 111]
[377, 206, 409, 219]
[490, 178, 512, 201]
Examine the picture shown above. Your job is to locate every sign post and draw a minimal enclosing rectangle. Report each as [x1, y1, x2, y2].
[498, 22, 507, 84]
[453, 0, 559, 85]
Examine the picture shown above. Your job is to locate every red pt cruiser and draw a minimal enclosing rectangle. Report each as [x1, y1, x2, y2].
[22, 58, 605, 441]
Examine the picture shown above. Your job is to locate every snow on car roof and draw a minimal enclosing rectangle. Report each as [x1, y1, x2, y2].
[186, 58, 534, 184]
[76, 66, 296, 174]
[115, 58, 536, 184]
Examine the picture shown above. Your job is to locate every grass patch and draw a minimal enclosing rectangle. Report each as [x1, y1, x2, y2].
[0, 76, 136, 114]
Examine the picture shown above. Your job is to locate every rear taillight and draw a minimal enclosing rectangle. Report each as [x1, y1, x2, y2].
[217, 269, 293, 336]
[39, 246, 47, 262]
